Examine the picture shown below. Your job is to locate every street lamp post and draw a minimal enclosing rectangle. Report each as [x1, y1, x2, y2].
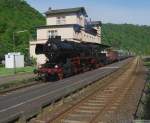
[13, 32, 16, 74]
[13, 30, 28, 74]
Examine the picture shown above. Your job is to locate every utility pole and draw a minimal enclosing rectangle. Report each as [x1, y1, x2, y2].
[13, 32, 16, 74]
[13, 30, 28, 74]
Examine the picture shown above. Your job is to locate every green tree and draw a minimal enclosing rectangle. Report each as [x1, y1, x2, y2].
[0, 0, 45, 59]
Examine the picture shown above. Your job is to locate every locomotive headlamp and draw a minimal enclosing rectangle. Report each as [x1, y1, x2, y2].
[38, 65, 42, 68]
[48, 43, 51, 46]
[54, 65, 59, 68]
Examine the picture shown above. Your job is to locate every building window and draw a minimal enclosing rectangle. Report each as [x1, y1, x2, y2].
[79, 16, 82, 24]
[48, 30, 58, 38]
[56, 16, 66, 25]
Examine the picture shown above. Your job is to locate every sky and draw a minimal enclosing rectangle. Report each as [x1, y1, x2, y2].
[26, 0, 150, 25]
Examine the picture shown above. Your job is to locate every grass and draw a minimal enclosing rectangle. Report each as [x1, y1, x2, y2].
[0, 78, 36, 92]
[0, 66, 35, 76]
[0, 66, 37, 92]
[144, 61, 150, 67]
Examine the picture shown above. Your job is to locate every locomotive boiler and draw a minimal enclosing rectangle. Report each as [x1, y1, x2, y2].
[34, 36, 106, 81]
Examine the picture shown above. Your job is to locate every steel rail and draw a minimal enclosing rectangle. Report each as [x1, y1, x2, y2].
[42, 58, 141, 123]
[33, 58, 133, 123]
[0, 58, 132, 123]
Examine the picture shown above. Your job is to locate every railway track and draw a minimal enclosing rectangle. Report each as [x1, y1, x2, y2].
[0, 58, 132, 123]
[31, 57, 146, 123]
[0, 60, 129, 95]
[0, 61, 127, 95]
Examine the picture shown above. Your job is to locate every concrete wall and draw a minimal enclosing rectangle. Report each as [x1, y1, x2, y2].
[73, 29, 101, 44]
[36, 27, 101, 44]
[77, 14, 86, 27]
[30, 43, 36, 58]
[46, 13, 85, 26]
[30, 42, 47, 65]
[37, 27, 74, 40]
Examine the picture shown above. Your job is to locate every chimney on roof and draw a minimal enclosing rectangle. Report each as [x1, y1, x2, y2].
[90, 18, 92, 24]
[48, 7, 52, 11]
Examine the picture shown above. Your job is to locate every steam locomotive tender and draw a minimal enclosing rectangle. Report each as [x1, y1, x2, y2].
[34, 36, 107, 81]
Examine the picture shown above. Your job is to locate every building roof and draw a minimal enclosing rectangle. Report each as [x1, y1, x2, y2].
[45, 7, 88, 17]
[82, 42, 110, 49]
[36, 24, 83, 29]
[90, 21, 102, 26]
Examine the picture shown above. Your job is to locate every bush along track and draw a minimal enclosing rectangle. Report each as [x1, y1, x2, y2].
[133, 58, 150, 120]
[143, 83, 150, 119]
[140, 59, 150, 119]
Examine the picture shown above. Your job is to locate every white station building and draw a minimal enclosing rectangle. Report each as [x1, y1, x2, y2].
[30, 7, 102, 65]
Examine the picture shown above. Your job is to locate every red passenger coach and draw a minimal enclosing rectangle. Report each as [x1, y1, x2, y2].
[107, 50, 119, 63]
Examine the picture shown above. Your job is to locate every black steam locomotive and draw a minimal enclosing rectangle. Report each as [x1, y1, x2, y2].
[34, 36, 109, 81]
